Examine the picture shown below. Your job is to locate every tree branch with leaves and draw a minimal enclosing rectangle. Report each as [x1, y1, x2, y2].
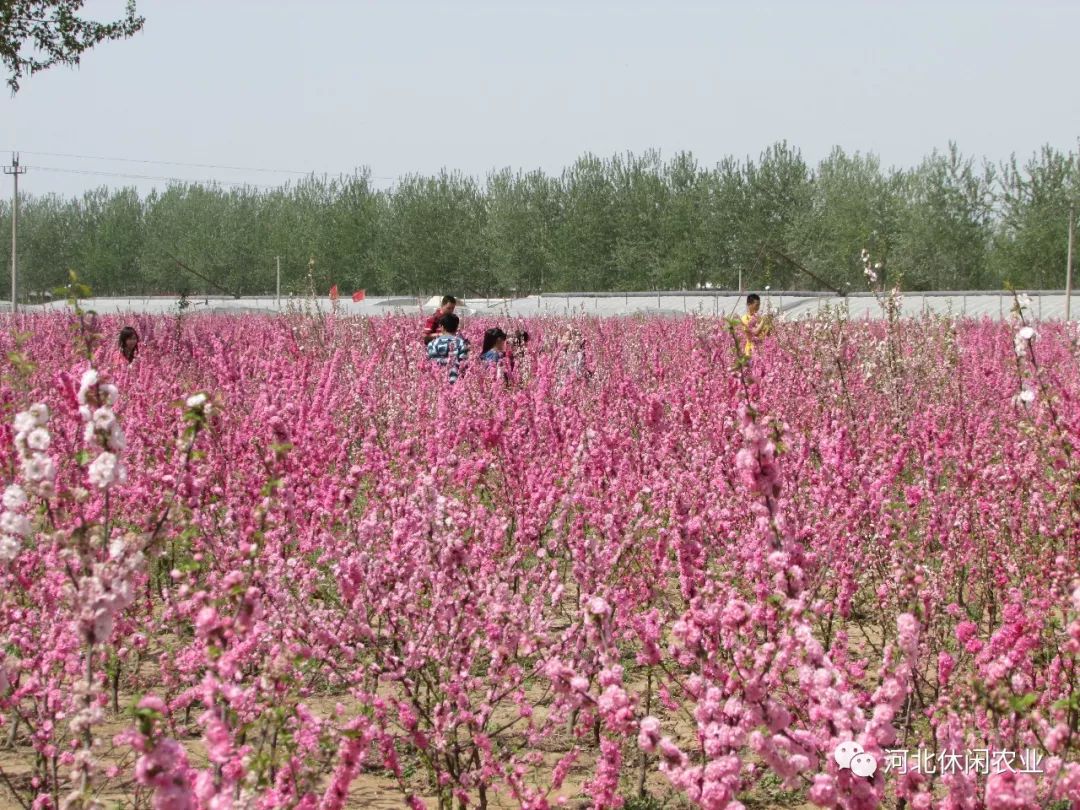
[1, 0, 143, 92]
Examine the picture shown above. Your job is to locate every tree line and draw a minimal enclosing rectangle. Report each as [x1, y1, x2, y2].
[1, 141, 1077, 300]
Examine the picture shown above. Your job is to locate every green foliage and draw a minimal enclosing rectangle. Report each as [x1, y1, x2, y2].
[55, 270, 101, 360]
[2, 331, 36, 403]
[379, 171, 487, 296]
[892, 143, 996, 291]
[740, 769, 805, 808]
[621, 795, 670, 810]
[994, 146, 1079, 289]
[485, 168, 558, 294]
[1009, 692, 1039, 712]
[792, 147, 904, 290]
[1, 143, 1078, 299]
[2, 0, 145, 92]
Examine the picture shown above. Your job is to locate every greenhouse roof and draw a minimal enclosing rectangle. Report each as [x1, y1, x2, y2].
[6, 291, 1073, 321]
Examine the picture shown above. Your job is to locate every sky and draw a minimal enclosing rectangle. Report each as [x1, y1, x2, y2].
[1, 0, 1078, 199]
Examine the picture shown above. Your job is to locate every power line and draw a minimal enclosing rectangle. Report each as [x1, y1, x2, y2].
[25, 165, 273, 188]
[13, 149, 313, 175]
[4, 148, 399, 182]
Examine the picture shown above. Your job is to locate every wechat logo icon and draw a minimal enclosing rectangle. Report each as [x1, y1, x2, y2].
[834, 741, 877, 777]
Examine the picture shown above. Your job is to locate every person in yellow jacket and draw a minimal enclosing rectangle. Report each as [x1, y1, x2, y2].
[739, 293, 772, 357]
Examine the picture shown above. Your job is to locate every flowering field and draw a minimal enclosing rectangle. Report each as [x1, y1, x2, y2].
[0, 309, 1077, 810]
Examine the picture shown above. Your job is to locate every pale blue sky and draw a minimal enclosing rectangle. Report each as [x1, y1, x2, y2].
[2, 0, 1078, 197]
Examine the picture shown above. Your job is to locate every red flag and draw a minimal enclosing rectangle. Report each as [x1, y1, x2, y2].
[329, 284, 339, 300]
[352, 290, 366, 302]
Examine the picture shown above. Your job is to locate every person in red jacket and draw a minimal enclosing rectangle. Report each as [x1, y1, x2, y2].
[423, 296, 457, 344]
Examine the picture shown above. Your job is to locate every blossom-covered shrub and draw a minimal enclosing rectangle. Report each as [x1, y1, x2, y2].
[0, 310, 1076, 809]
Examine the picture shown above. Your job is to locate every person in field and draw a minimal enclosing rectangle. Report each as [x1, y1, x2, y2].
[426, 312, 470, 383]
[480, 328, 508, 364]
[118, 326, 139, 364]
[423, 295, 457, 344]
[508, 329, 530, 380]
[480, 327, 509, 382]
[568, 327, 587, 377]
[739, 294, 772, 357]
[554, 325, 589, 381]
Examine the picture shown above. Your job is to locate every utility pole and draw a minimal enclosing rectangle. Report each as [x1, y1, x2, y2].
[275, 255, 281, 310]
[1067, 203, 1075, 321]
[4, 153, 27, 313]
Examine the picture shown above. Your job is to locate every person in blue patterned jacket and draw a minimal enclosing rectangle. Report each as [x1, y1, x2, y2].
[426, 313, 470, 383]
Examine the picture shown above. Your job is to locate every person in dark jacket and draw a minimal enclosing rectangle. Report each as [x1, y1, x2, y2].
[426, 312, 470, 382]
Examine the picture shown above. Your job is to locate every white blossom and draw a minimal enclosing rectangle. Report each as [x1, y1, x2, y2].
[0, 512, 30, 538]
[21, 455, 56, 485]
[2, 486, 26, 511]
[87, 452, 124, 490]
[1014, 389, 1036, 406]
[13, 411, 35, 435]
[106, 426, 126, 453]
[92, 407, 116, 433]
[186, 393, 208, 409]
[77, 369, 99, 404]
[25, 428, 50, 452]
[0, 536, 20, 563]
[1018, 326, 1036, 341]
[28, 404, 49, 426]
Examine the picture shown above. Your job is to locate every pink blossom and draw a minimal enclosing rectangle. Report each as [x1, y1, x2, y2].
[0, 314, 1075, 809]
[807, 773, 837, 806]
[638, 717, 661, 752]
[985, 770, 1039, 809]
[587, 595, 610, 616]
